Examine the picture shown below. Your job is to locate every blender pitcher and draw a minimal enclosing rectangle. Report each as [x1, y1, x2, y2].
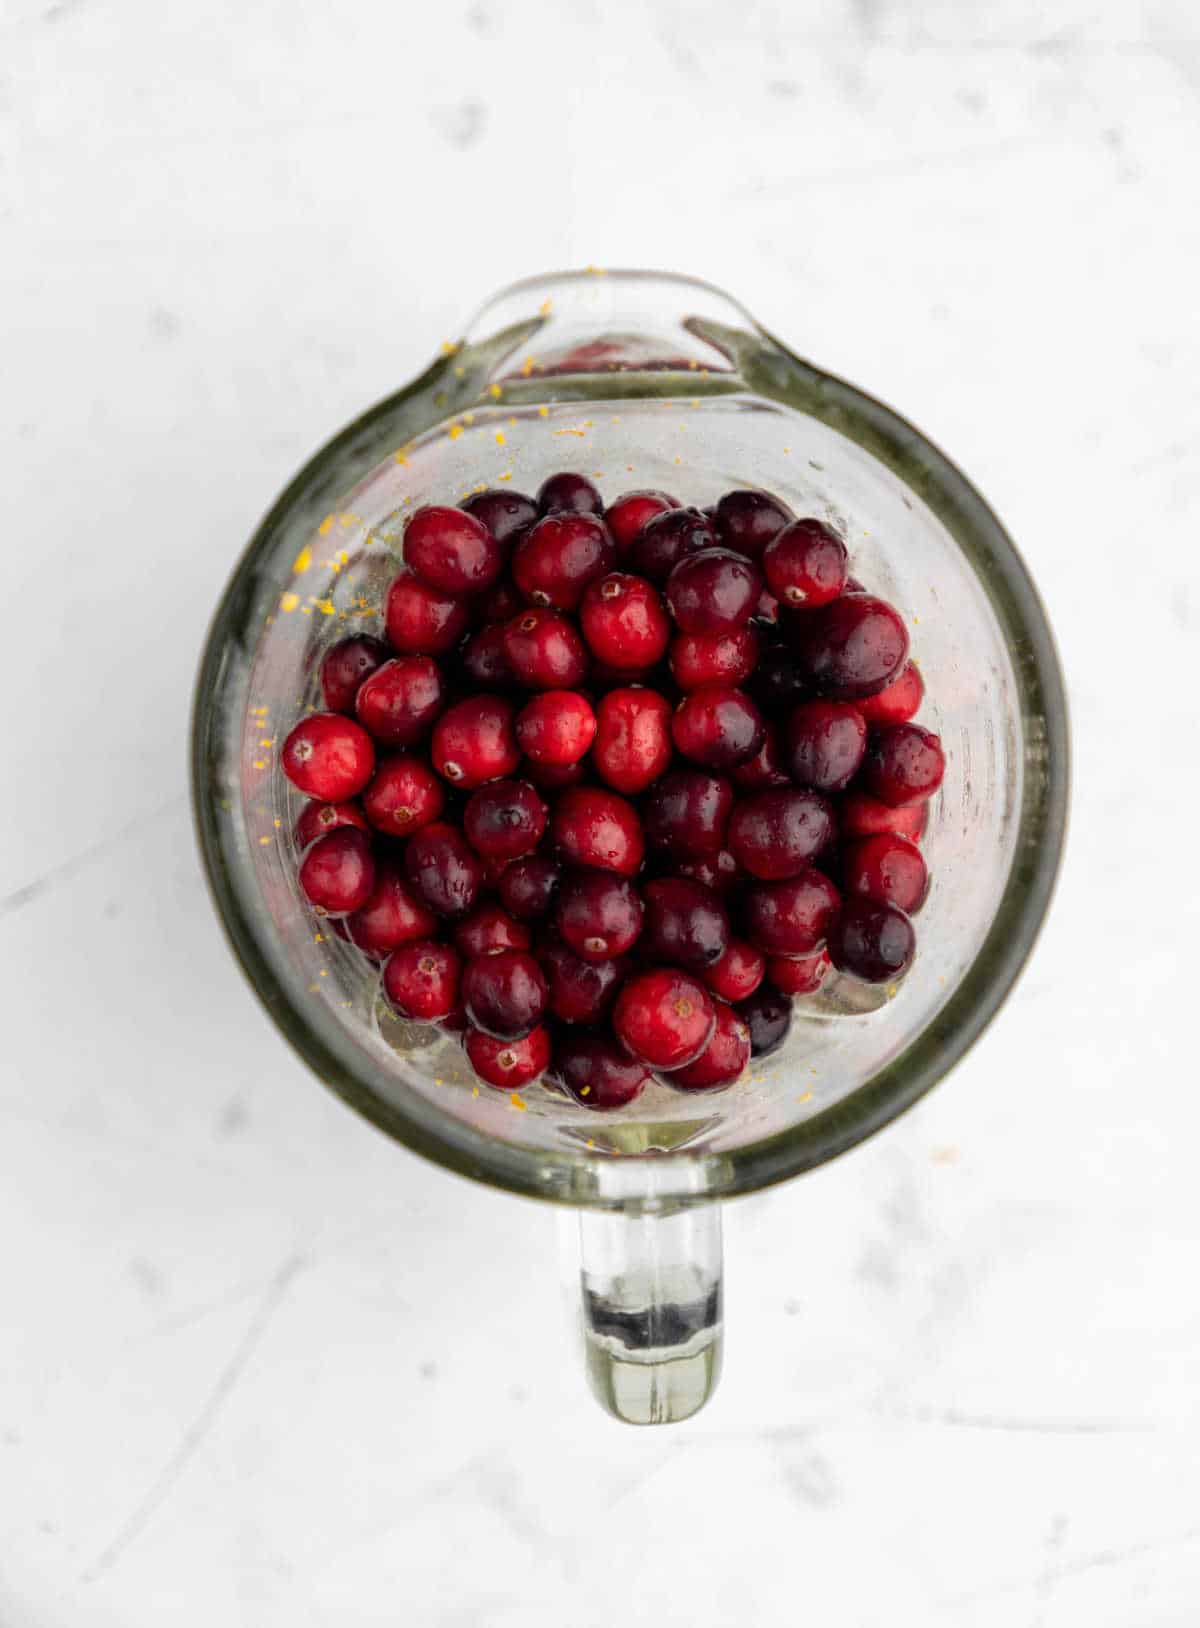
[191, 269, 1068, 1425]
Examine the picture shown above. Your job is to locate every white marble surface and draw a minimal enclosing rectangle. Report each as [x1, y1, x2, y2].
[2, 0, 1198, 1621]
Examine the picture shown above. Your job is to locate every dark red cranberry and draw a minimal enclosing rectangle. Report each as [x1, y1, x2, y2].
[480, 578, 525, 623]
[762, 518, 848, 608]
[641, 877, 730, 970]
[383, 940, 461, 1022]
[462, 949, 548, 1039]
[402, 821, 485, 918]
[454, 903, 533, 959]
[792, 593, 909, 698]
[363, 753, 445, 836]
[516, 690, 596, 765]
[320, 635, 388, 713]
[627, 506, 715, 582]
[727, 788, 836, 880]
[536, 470, 603, 516]
[856, 661, 924, 725]
[671, 685, 765, 769]
[861, 723, 946, 806]
[644, 770, 733, 858]
[347, 862, 438, 958]
[384, 571, 472, 655]
[736, 984, 792, 1057]
[732, 725, 792, 791]
[438, 1003, 469, 1035]
[666, 549, 762, 635]
[767, 949, 830, 996]
[462, 487, 538, 545]
[466, 1023, 552, 1089]
[404, 504, 503, 594]
[670, 627, 759, 691]
[785, 700, 868, 792]
[614, 968, 716, 1071]
[282, 713, 375, 800]
[523, 756, 589, 792]
[298, 827, 376, 916]
[742, 868, 841, 956]
[461, 623, 514, 687]
[713, 488, 793, 560]
[839, 791, 928, 842]
[431, 695, 520, 788]
[295, 798, 368, 849]
[463, 778, 546, 861]
[551, 787, 644, 876]
[592, 688, 673, 794]
[843, 833, 928, 913]
[555, 870, 644, 961]
[547, 1031, 649, 1109]
[672, 848, 742, 895]
[497, 854, 561, 920]
[580, 573, 671, 669]
[502, 607, 589, 689]
[747, 644, 810, 712]
[540, 938, 629, 1024]
[828, 897, 916, 983]
[603, 489, 679, 553]
[513, 513, 615, 610]
[354, 656, 444, 747]
[670, 1000, 751, 1090]
[704, 939, 765, 1003]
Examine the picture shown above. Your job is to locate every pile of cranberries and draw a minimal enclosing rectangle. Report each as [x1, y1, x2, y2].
[280, 473, 944, 1109]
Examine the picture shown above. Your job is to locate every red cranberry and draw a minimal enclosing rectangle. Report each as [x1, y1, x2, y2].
[541, 940, 628, 1026]
[767, 949, 830, 996]
[363, 753, 445, 836]
[785, 700, 868, 792]
[513, 513, 615, 610]
[282, 713, 375, 801]
[704, 939, 765, 1002]
[713, 488, 793, 560]
[670, 1000, 751, 1090]
[644, 770, 733, 858]
[403, 504, 503, 594]
[320, 635, 388, 713]
[498, 854, 562, 920]
[666, 549, 762, 635]
[462, 488, 538, 545]
[838, 791, 928, 842]
[547, 1031, 649, 1109]
[347, 863, 438, 958]
[743, 868, 840, 956]
[294, 798, 368, 849]
[736, 985, 792, 1058]
[603, 489, 679, 553]
[614, 968, 715, 1071]
[523, 756, 589, 792]
[857, 661, 924, 725]
[672, 685, 765, 769]
[383, 940, 461, 1022]
[461, 624, 514, 687]
[402, 821, 485, 917]
[727, 788, 836, 879]
[792, 593, 909, 698]
[670, 627, 759, 691]
[762, 518, 848, 608]
[384, 571, 471, 656]
[481, 578, 525, 623]
[592, 688, 673, 795]
[354, 656, 444, 747]
[672, 848, 742, 894]
[627, 506, 715, 582]
[454, 903, 532, 959]
[463, 778, 546, 862]
[828, 897, 916, 983]
[861, 723, 946, 806]
[462, 949, 548, 1039]
[438, 1003, 468, 1035]
[551, 787, 644, 876]
[465, 1024, 551, 1089]
[516, 690, 596, 765]
[298, 827, 375, 916]
[843, 833, 928, 913]
[555, 870, 643, 960]
[641, 877, 730, 970]
[747, 644, 810, 712]
[537, 470, 603, 516]
[431, 695, 520, 788]
[732, 725, 792, 791]
[502, 607, 589, 689]
[580, 573, 671, 669]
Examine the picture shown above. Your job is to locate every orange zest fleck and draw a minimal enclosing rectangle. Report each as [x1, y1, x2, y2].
[510, 1092, 527, 1110]
[293, 545, 312, 573]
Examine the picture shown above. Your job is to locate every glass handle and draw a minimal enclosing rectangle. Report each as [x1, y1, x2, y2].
[577, 1202, 723, 1426]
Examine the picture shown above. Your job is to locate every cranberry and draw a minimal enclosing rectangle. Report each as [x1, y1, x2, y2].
[513, 513, 615, 610]
[282, 713, 375, 801]
[614, 968, 715, 1071]
[704, 939, 766, 1003]
[828, 897, 916, 983]
[785, 700, 868, 792]
[347, 863, 438, 958]
[454, 903, 533, 959]
[727, 788, 836, 879]
[481, 578, 525, 623]
[731, 725, 792, 791]
[671, 685, 765, 769]
[383, 940, 461, 1022]
[516, 690, 596, 765]
[839, 791, 928, 842]
[462, 487, 538, 544]
[792, 593, 909, 698]
[439, 1003, 469, 1035]
[641, 877, 730, 969]
[402, 821, 485, 918]
[431, 695, 520, 788]
[666, 549, 762, 635]
[540, 938, 629, 1023]
[523, 756, 589, 792]
[592, 688, 673, 794]
[551, 787, 644, 876]
[767, 949, 830, 996]
[762, 518, 848, 608]
[603, 489, 679, 552]
[627, 506, 715, 582]
[555, 870, 643, 961]
[320, 635, 387, 713]
[857, 661, 924, 726]
[465, 1023, 551, 1090]
[670, 627, 759, 691]
[742, 868, 841, 956]
[463, 778, 546, 861]
[843, 833, 928, 913]
[644, 769, 733, 858]
[384, 571, 471, 656]
[354, 656, 444, 747]
[502, 607, 589, 689]
[537, 470, 603, 516]
[670, 1000, 751, 1090]
[754, 587, 780, 627]
[736, 985, 792, 1058]
[672, 848, 742, 894]
[294, 798, 368, 849]
[713, 488, 793, 560]
[498, 854, 561, 920]
[580, 572, 671, 669]
[461, 624, 514, 687]
[547, 1031, 649, 1109]
[403, 504, 503, 594]
[861, 723, 946, 806]
[363, 753, 445, 836]
[462, 948, 548, 1039]
[297, 827, 376, 916]
[747, 644, 810, 712]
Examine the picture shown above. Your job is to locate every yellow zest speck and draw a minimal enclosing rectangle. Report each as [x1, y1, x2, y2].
[494, 430, 506, 446]
[440, 340, 458, 357]
[314, 933, 324, 943]
[585, 264, 606, 276]
[338, 549, 349, 566]
[260, 737, 275, 747]
[253, 759, 266, 770]
[538, 298, 552, 316]
[583, 419, 593, 428]
[611, 415, 621, 424]
[521, 356, 535, 376]
[554, 428, 586, 438]
[537, 404, 549, 417]
[258, 834, 271, 845]
[586, 1138, 595, 1149]
[315, 599, 336, 616]
[912, 616, 920, 625]
[471, 1086, 480, 1098]
[580, 1085, 591, 1097]
[448, 424, 464, 441]
[887, 983, 899, 998]
[318, 515, 334, 537]
[797, 1090, 814, 1104]
[394, 452, 408, 466]
[690, 399, 700, 408]
[497, 470, 512, 482]
[292, 545, 312, 574]
[273, 818, 282, 829]
[784, 445, 792, 454]
[508, 416, 518, 427]
[673, 456, 682, 464]
[510, 1092, 527, 1111]
[434, 1077, 444, 1087]
[489, 383, 503, 399]
[300, 607, 312, 616]
[463, 412, 475, 425]
[318, 968, 327, 977]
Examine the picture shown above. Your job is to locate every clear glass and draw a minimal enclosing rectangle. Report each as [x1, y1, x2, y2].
[191, 270, 1068, 1424]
